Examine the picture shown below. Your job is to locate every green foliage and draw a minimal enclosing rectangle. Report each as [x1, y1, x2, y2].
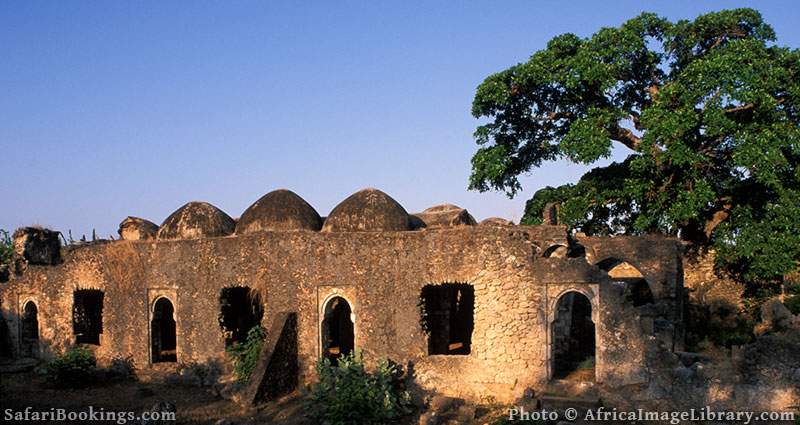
[0, 229, 12, 266]
[576, 356, 595, 371]
[226, 325, 265, 382]
[785, 296, 800, 315]
[46, 345, 97, 388]
[686, 303, 754, 350]
[306, 351, 413, 425]
[471, 8, 800, 290]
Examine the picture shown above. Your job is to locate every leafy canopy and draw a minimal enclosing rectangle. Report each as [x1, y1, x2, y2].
[470, 9, 800, 286]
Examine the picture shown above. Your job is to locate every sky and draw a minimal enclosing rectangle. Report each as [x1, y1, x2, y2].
[2, 1, 798, 239]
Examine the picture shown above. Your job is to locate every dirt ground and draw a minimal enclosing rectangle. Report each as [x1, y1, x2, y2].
[0, 368, 312, 425]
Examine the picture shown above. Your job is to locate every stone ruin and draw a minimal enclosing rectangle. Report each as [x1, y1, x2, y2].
[0, 188, 685, 404]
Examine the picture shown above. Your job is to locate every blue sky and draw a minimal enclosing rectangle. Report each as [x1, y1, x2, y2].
[2, 1, 798, 238]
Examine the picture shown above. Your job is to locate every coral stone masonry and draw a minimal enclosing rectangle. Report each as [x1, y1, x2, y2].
[0, 188, 684, 403]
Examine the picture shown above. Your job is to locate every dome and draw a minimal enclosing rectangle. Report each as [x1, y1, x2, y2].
[322, 188, 410, 232]
[479, 217, 515, 227]
[118, 216, 158, 240]
[410, 204, 476, 229]
[236, 189, 322, 234]
[157, 202, 235, 240]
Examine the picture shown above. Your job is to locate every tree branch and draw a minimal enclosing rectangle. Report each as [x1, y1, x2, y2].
[703, 198, 733, 239]
[607, 124, 641, 150]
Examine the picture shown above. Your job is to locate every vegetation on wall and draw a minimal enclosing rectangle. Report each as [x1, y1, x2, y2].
[225, 325, 265, 382]
[468, 8, 800, 294]
[0, 229, 12, 267]
[306, 352, 413, 425]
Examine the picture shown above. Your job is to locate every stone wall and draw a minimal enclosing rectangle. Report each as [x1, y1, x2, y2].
[683, 249, 745, 309]
[0, 225, 683, 403]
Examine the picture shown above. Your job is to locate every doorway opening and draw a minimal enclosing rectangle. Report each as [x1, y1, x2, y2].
[419, 283, 474, 355]
[321, 296, 354, 364]
[219, 286, 263, 346]
[73, 289, 104, 345]
[20, 300, 39, 358]
[552, 291, 595, 381]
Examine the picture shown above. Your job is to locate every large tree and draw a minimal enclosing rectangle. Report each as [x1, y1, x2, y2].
[469, 9, 800, 289]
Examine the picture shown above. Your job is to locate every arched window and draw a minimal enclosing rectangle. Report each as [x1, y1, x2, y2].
[21, 301, 39, 340]
[543, 245, 568, 258]
[321, 296, 354, 364]
[598, 258, 654, 306]
[151, 298, 177, 363]
[552, 292, 595, 381]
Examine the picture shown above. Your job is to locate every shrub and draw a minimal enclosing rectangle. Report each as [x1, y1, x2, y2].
[46, 345, 96, 388]
[306, 351, 413, 425]
[0, 229, 12, 265]
[176, 360, 222, 387]
[785, 296, 800, 316]
[0, 229, 12, 280]
[108, 355, 136, 380]
[226, 325, 265, 382]
[686, 302, 754, 350]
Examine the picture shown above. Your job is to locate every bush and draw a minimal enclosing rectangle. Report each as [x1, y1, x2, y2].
[306, 351, 413, 425]
[226, 325, 265, 382]
[108, 355, 135, 380]
[0, 229, 12, 265]
[784, 295, 800, 316]
[176, 360, 222, 387]
[686, 302, 754, 350]
[46, 345, 96, 388]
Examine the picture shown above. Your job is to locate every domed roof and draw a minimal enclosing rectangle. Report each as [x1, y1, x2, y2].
[479, 217, 515, 227]
[410, 204, 476, 229]
[236, 189, 322, 234]
[157, 201, 235, 240]
[118, 216, 159, 241]
[322, 188, 410, 232]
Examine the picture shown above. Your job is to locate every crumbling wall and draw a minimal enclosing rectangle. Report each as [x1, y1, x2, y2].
[0, 225, 683, 403]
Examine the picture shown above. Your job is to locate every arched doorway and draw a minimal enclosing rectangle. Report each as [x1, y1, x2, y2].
[321, 296, 354, 364]
[552, 292, 595, 381]
[21, 301, 39, 358]
[151, 298, 177, 363]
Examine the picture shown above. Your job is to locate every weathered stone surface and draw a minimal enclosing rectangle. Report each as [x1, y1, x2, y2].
[0, 220, 684, 404]
[157, 201, 235, 240]
[13, 227, 61, 265]
[118, 216, 158, 241]
[322, 188, 410, 232]
[756, 298, 797, 334]
[235, 189, 322, 234]
[683, 249, 744, 308]
[479, 217, 514, 227]
[239, 312, 298, 406]
[410, 204, 476, 229]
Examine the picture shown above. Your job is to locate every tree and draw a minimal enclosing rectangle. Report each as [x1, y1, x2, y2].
[469, 9, 800, 290]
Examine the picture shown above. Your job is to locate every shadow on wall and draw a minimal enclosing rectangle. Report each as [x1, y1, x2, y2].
[0, 302, 61, 361]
